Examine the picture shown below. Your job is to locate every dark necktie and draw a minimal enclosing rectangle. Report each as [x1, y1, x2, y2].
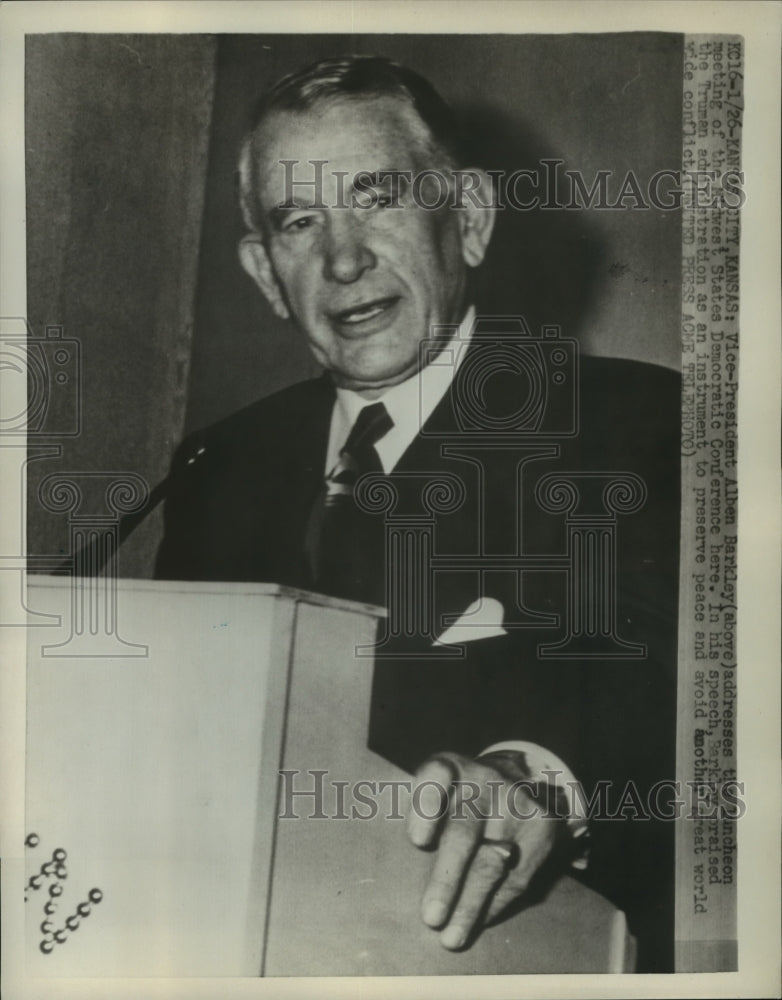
[305, 401, 393, 603]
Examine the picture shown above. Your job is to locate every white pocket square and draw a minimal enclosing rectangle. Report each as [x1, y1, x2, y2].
[433, 597, 507, 646]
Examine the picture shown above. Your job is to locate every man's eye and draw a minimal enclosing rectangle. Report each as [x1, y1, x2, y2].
[283, 214, 317, 233]
[369, 192, 395, 208]
[355, 189, 396, 210]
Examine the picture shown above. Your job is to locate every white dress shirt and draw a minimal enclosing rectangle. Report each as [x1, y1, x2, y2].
[325, 307, 475, 476]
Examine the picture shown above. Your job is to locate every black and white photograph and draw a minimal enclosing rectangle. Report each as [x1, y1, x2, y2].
[1, 2, 779, 998]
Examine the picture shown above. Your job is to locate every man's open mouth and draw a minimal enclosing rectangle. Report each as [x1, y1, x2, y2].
[331, 296, 400, 326]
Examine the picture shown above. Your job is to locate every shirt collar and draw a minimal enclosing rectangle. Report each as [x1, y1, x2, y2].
[327, 306, 475, 474]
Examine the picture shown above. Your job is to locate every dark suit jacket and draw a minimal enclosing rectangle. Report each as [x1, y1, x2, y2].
[155, 351, 680, 971]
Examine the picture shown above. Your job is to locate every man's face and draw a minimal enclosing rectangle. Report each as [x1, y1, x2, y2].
[240, 96, 492, 395]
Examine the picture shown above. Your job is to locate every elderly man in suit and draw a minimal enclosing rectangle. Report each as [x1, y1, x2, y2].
[156, 55, 679, 971]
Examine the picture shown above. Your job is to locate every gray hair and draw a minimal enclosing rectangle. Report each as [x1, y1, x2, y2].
[237, 54, 463, 233]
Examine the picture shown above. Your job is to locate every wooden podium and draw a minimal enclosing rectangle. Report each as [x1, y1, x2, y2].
[25, 577, 634, 977]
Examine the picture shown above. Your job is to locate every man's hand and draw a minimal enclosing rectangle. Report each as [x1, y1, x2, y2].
[406, 751, 562, 951]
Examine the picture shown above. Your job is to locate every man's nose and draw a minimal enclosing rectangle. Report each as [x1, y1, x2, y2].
[322, 214, 376, 283]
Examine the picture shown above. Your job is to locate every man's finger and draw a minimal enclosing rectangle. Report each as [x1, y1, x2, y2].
[420, 804, 481, 928]
[483, 820, 558, 922]
[407, 754, 462, 848]
[483, 868, 532, 924]
[438, 841, 511, 950]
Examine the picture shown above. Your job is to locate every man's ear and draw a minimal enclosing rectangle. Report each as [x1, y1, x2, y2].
[456, 168, 497, 268]
[238, 235, 290, 320]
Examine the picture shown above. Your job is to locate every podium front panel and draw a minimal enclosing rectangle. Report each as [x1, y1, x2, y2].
[25, 578, 297, 977]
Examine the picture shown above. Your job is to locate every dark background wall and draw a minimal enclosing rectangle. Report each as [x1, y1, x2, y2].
[26, 32, 683, 578]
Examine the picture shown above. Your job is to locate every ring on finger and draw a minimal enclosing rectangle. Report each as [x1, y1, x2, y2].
[480, 838, 520, 870]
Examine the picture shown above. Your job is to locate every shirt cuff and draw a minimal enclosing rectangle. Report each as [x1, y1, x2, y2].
[478, 740, 589, 870]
